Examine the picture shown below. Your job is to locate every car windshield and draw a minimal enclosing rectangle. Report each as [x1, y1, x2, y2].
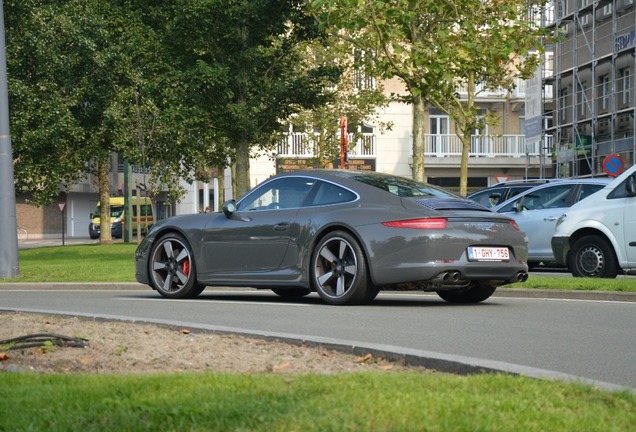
[94, 205, 123, 218]
[352, 174, 458, 198]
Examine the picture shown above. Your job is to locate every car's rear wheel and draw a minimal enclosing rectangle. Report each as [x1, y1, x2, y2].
[311, 231, 372, 305]
[436, 284, 497, 303]
[271, 288, 311, 298]
[568, 235, 618, 278]
[149, 233, 204, 298]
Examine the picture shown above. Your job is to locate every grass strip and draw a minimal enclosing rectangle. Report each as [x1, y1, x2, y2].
[10, 244, 138, 282]
[1, 372, 634, 431]
[7, 244, 636, 292]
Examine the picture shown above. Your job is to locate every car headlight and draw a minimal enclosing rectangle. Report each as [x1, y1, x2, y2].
[555, 213, 567, 228]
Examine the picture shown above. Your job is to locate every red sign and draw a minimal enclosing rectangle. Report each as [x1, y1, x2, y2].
[57, 202, 66, 213]
[602, 154, 624, 177]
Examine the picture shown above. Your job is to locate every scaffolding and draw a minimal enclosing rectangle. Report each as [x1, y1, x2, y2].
[542, 0, 636, 177]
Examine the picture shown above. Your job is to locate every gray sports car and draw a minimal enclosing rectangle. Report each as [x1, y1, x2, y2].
[135, 170, 529, 305]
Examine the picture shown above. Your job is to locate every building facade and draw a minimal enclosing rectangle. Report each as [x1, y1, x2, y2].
[542, 0, 635, 177]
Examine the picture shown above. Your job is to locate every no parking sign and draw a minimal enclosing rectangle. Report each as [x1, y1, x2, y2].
[603, 154, 624, 177]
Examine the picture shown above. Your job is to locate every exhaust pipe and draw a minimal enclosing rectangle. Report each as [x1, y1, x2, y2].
[441, 271, 461, 283]
[515, 272, 528, 282]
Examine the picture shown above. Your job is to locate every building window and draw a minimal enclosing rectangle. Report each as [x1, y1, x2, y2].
[620, 68, 631, 106]
[602, 3, 613, 16]
[353, 49, 376, 91]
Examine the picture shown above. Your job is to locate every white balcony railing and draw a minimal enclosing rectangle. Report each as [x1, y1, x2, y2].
[278, 132, 377, 158]
[278, 133, 551, 159]
[424, 134, 551, 157]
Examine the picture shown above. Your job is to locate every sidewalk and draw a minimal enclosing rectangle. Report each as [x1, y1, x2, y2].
[18, 238, 105, 249]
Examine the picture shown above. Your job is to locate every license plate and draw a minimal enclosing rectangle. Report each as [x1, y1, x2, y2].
[467, 247, 510, 262]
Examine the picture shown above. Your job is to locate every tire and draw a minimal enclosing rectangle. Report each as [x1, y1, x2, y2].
[272, 288, 311, 298]
[436, 284, 497, 303]
[568, 235, 619, 278]
[149, 233, 205, 298]
[311, 231, 372, 305]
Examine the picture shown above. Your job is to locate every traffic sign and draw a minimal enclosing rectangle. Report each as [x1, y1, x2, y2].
[57, 202, 66, 213]
[603, 154, 624, 177]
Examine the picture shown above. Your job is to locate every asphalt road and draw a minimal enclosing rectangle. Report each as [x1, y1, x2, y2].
[1, 285, 634, 392]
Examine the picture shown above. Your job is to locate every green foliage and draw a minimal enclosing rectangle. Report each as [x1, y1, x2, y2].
[1, 372, 634, 431]
[310, 0, 550, 190]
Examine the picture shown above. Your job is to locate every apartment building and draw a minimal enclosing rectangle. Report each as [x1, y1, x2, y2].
[253, 75, 550, 196]
[542, 0, 635, 177]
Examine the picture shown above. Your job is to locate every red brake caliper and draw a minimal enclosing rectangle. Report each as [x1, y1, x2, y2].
[182, 259, 190, 276]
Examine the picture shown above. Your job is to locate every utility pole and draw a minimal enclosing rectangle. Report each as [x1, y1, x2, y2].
[0, 0, 19, 278]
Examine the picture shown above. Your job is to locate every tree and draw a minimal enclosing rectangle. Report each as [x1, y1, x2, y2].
[423, 1, 546, 195]
[163, 0, 339, 198]
[280, 36, 390, 169]
[6, 0, 91, 205]
[311, 0, 547, 193]
[7, 1, 212, 242]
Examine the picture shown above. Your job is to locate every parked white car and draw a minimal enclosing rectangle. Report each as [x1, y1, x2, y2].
[551, 164, 636, 278]
[494, 178, 611, 268]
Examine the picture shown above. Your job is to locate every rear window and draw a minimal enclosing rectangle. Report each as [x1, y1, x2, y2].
[352, 174, 458, 198]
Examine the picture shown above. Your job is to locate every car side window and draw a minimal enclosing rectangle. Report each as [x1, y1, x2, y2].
[471, 187, 506, 207]
[576, 184, 605, 202]
[309, 181, 356, 206]
[522, 185, 572, 210]
[239, 177, 315, 211]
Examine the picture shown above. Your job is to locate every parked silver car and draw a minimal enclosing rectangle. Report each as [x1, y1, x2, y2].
[135, 170, 529, 305]
[493, 178, 612, 267]
[467, 179, 560, 208]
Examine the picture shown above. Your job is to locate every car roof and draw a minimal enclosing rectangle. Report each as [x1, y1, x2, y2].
[492, 177, 613, 211]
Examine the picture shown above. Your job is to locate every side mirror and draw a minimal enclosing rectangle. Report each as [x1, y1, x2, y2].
[222, 200, 237, 218]
[626, 175, 636, 197]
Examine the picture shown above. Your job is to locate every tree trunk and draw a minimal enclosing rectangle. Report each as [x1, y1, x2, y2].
[97, 156, 112, 244]
[411, 93, 426, 182]
[459, 73, 476, 196]
[234, 137, 251, 199]
[459, 132, 471, 196]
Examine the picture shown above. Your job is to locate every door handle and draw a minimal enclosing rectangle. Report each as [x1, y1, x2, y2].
[274, 222, 290, 231]
[544, 216, 558, 221]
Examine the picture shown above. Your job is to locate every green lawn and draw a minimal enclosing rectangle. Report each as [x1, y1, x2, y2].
[9, 244, 138, 282]
[2, 243, 634, 430]
[7, 243, 636, 293]
[1, 372, 634, 431]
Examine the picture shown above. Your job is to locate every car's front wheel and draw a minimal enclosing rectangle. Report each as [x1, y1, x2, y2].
[149, 233, 204, 298]
[436, 284, 497, 303]
[311, 231, 373, 305]
[568, 234, 619, 278]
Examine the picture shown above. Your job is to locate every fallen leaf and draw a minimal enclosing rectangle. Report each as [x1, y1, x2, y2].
[272, 362, 291, 371]
[179, 329, 191, 334]
[378, 365, 394, 371]
[0, 352, 9, 361]
[356, 353, 373, 363]
[80, 357, 96, 365]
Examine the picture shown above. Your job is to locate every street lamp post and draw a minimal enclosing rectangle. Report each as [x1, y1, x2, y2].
[0, 0, 19, 278]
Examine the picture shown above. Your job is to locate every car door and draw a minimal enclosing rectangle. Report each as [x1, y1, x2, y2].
[498, 184, 575, 261]
[201, 177, 315, 274]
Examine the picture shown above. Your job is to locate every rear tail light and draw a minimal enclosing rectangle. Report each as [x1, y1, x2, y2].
[508, 220, 521, 232]
[382, 218, 447, 229]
